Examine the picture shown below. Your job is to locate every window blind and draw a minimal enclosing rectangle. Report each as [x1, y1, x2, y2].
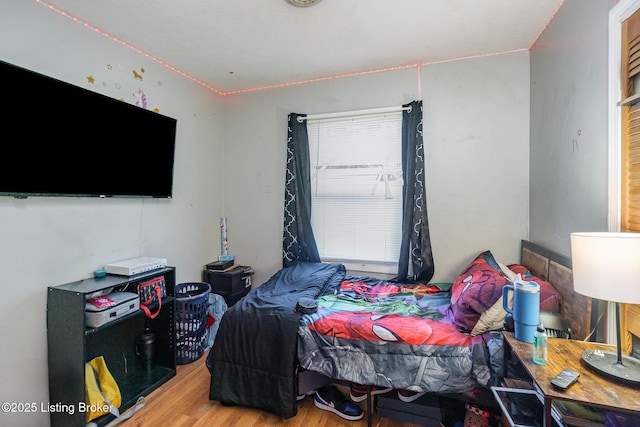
[307, 113, 403, 266]
[623, 102, 640, 230]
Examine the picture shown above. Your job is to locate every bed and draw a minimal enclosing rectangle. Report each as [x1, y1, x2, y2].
[207, 240, 588, 420]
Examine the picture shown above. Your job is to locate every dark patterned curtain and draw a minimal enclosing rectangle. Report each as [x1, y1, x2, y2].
[397, 100, 434, 282]
[282, 113, 320, 267]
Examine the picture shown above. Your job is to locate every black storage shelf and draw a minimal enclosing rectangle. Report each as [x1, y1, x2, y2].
[93, 365, 175, 427]
[84, 295, 176, 336]
[47, 267, 177, 427]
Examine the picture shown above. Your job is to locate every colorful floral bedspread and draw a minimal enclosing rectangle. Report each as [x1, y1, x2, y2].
[297, 277, 503, 393]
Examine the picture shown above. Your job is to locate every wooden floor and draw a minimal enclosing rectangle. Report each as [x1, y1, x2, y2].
[120, 360, 423, 427]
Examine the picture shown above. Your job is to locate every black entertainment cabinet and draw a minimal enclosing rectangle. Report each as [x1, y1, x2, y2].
[46, 267, 177, 427]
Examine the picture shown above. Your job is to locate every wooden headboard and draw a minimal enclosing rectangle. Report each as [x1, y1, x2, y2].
[520, 240, 592, 341]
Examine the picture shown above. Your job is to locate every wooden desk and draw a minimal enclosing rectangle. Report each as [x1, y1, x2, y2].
[503, 332, 640, 426]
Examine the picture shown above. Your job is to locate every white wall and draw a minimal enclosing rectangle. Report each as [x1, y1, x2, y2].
[530, 0, 615, 255]
[222, 52, 531, 286]
[0, 1, 223, 426]
[0, 2, 531, 425]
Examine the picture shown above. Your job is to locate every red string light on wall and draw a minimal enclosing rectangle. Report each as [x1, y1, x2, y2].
[529, 1, 565, 48]
[35, 0, 565, 97]
[222, 63, 421, 96]
[34, 0, 226, 96]
[223, 47, 528, 96]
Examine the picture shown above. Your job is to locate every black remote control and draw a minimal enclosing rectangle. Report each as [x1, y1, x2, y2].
[550, 369, 580, 390]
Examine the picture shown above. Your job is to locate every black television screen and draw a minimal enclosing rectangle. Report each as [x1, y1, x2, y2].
[0, 60, 177, 198]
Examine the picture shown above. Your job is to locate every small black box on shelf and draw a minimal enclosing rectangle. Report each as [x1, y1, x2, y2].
[205, 260, 234, 271]
[202, 265, 254, 307]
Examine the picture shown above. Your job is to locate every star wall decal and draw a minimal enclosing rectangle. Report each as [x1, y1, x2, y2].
[87, 75, 95, 84]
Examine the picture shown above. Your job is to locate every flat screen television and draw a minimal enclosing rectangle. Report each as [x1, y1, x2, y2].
[0, 60, 177, 198]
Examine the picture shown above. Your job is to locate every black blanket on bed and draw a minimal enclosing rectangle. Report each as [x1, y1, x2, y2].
[207, 262, 345, 419]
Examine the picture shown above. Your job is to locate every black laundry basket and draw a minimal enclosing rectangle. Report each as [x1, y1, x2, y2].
[175, 282, 211, 364]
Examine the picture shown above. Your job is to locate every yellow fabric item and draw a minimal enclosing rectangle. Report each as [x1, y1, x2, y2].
[85, 356, 121, 422]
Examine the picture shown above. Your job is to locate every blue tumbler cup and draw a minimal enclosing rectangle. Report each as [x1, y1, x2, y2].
[502, 280, 540, 343]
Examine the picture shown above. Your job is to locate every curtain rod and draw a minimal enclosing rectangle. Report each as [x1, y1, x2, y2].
[297, 105, 411, 123]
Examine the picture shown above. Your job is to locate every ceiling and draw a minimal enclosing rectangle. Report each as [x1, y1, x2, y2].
[41, 0, 564, 96]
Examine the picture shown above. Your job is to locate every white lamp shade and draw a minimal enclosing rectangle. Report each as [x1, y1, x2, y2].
[570, 232, 640, 304]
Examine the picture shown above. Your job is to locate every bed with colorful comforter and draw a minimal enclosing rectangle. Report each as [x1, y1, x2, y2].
[297, 277, 502, 395]
[207, 247, 563, 419]
[297, 250, 562, 395]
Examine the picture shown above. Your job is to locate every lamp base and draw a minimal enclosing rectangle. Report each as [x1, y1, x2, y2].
[581, 350, 640, 387]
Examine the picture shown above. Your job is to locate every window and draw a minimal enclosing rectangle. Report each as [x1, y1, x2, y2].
[610, 0, 640, 232]
[307, 112, 403, 273]
[620, 7, 640, 231]
[608, 0, 640, 348]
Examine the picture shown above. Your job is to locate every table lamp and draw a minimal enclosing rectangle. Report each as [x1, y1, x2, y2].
[570, 232, 640, 386]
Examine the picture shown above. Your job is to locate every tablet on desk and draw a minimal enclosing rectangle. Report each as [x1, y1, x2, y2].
[491, 387, 543, 427]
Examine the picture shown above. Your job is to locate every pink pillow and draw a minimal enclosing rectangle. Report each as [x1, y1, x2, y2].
[507, 264, 562, 312]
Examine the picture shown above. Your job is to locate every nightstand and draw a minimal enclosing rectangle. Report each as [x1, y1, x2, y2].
[503, 332, 640, 426]
[202, 265, 253, 306]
